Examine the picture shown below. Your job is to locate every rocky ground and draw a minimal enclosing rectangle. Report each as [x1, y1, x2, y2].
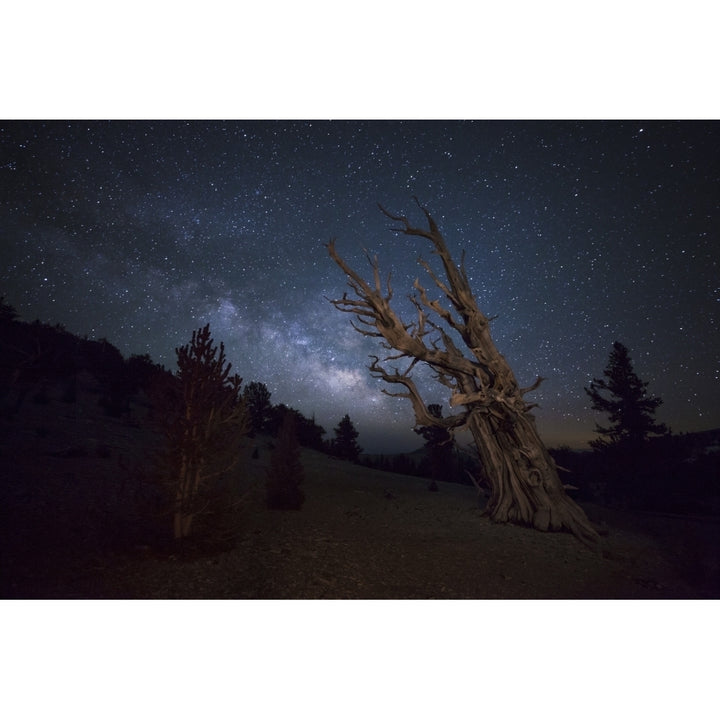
[1, 381, 718, 599]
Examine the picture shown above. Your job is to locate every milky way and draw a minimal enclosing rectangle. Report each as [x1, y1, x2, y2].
[1, 120, 718, 452]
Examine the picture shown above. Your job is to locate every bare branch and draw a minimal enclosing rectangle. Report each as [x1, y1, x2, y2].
[417, 257, 462, 314]
[326, 204, 600, 546]
[520, 376, 545, 395]
[412, 276, 466, 336]
[368, 356, 468, 431]
[349, 321, 382, 338]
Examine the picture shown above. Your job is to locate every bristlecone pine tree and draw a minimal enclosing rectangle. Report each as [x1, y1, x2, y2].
[585, 341, 668, 451]
[163, 324, 249, 540]
[327, 199, 600, 547]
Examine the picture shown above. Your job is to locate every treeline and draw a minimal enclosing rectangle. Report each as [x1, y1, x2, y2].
[0, 298, 361, 460]
[0, 301, 378, 542]
[359, 402, 482, 488]
[359, 449, 480, 488]
[240, 383, 363, 462]
[0, 303, 155, 418]
[549, 436, 720, 516]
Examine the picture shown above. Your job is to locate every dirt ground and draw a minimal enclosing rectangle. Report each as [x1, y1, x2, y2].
[102, 449, 718, 600]
[1, 385, 718, 599]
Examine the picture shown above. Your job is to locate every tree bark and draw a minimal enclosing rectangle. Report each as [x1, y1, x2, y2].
[327, 199, 600, 547]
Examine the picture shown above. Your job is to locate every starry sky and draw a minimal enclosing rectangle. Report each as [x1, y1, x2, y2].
[1, 120, 718, 453]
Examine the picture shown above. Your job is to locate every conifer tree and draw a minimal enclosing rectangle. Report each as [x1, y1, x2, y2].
[332, 413, 362, 462]
[0, 296, 19, 323]
[243, 381, 272, 434]
[585, 341, 668, 451]
[159, 324, 249, 540]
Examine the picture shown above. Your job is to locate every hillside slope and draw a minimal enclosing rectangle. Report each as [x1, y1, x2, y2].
[2, 378, 718, 598]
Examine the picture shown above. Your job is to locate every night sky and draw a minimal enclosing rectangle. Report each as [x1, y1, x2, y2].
[1, 120, 718, 452]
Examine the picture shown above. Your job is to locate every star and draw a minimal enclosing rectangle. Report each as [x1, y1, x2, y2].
[1, 120, 718, 452]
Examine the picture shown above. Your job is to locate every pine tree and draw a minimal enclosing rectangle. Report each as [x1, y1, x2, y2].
[0, 296, 19, 323]
[243, 381, 272, 434]
[157, 324, 250, 539]
[266, 410, 305, 510]
[585, 341, 668, 452]
[332, 413, 362, 462]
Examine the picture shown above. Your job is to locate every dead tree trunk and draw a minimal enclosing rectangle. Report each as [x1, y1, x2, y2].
[327, 199, 599, 547]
